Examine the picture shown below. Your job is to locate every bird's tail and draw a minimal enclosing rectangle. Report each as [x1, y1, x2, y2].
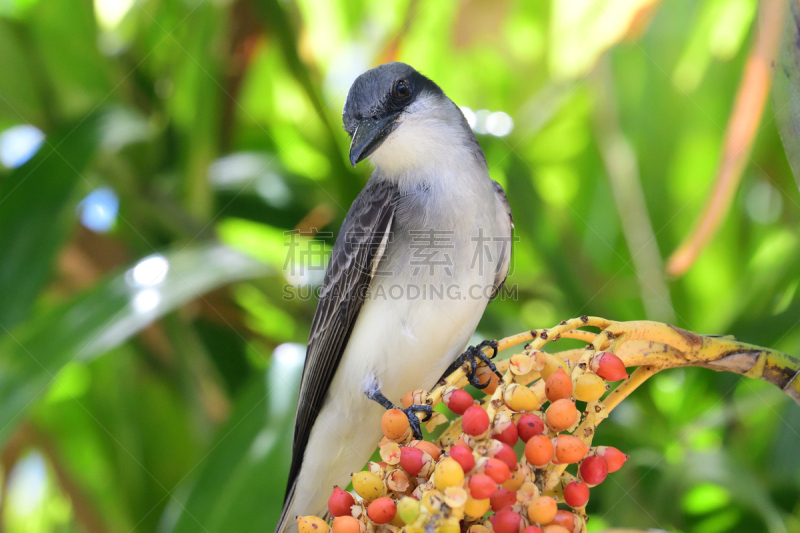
[275, 479, 298, 533]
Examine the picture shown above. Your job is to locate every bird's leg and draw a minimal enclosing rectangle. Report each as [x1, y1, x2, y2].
[364, 386, 432, 440]
[440, 340, 502, 388]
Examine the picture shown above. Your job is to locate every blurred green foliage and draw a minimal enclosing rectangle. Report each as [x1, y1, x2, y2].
[0, 0, 798, 531]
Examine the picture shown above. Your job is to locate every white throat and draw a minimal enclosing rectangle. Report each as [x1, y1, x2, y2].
[367, 94, 483, 189]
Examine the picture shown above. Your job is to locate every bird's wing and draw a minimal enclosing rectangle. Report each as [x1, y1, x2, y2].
[489, 179, 514, 301]
[286, 178, 397, 495]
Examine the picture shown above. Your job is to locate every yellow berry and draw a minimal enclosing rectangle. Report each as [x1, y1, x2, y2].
[464, 497, 491, 519]
[351, 471, 384, 501]
[421, 490, 444, 514]
[439, 518, 461, 533]
[574, 372, 608, 402]
[397, 497, 420, 524]
[297, 516, 330, 533]
[503, 383, 540, 412]
[434, 457, 465, 491]
[503, 467, 526, 492]
[540, 354, 568, 380]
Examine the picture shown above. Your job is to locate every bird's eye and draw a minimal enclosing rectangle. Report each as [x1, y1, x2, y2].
[394, 80, 410, 98]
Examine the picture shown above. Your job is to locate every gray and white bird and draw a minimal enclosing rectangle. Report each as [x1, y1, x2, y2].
[276, 62, 513, 533]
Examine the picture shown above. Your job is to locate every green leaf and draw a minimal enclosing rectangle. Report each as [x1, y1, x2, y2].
[0, 112, 102, 328]
[159, 345, 302, 533]
[773, 0, 800, 193]
[0, 243, 269, 446]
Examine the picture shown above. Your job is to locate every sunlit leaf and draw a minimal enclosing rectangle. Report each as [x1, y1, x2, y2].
[0, 244, 268, 446]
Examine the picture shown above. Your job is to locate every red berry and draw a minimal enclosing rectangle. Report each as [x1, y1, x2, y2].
[400, 446, 424, 476]
[490, 510, 522, 533]
[490, 487, 517, 512]
[328, 486, 356, 517]
[446, 389, 473, 415]
[493, 442, 518, 471]
[563, 480, 590, 509]
[469, 474, 497, 499]
[449, 445, 476, 474]
[522, 527, 544, 533]
[484, 457, 511, 484]
[579, 455, 608, 486]
[517, 414, 545, 442]
[367, 497, 397, 524]
[597, 446, 628, 472]
[463, 405, 490, 435]
[591, 352, 628, 382]
[493, 421, 519, 447]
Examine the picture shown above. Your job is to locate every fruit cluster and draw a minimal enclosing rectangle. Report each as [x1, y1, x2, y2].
[297, 317, 634, 533]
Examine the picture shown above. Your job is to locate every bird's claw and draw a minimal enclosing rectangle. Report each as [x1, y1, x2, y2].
[453, 340, 501, 388]
[363, 386, 431, 440]
[403, 404, 433, 440]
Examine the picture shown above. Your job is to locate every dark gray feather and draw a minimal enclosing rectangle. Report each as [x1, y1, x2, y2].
[283, 177, 397, 502]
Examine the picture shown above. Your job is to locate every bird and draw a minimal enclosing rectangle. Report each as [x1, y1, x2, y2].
[276, 62, 513, 533]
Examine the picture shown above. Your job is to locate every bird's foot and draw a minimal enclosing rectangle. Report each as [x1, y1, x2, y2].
[442, 340, 502, 389]
[364, 386, 432, 440]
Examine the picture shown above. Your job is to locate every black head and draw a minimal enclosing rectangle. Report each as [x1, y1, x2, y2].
[343, 62, 443, 166]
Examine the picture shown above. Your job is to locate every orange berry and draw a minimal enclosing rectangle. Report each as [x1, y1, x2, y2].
[367, 497, 397, 524]
[401, 391, 414, 409]
[413, 440, 442, 461]
[553, 436, 589, 464]
[484, 458, 511, 484]
[596, 446, 629, 472]
[464, 496, 491, 519]
[524, 435, 554, 467]
[545, 369, 572, 402]
[475, 366, 500, 393]
[552, 510, 575, 532]
[545, 399, 578, 432]
[503, 466, 525, 491]
[527, 496, 557, 525]
[543, 526, 570, 533]
[523, 527, 544, 533]
[381, 409, 410, 441]
[332, 516, 362, 533]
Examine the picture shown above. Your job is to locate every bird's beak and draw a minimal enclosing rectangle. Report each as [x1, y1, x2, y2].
[349, 113, 400, 167]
